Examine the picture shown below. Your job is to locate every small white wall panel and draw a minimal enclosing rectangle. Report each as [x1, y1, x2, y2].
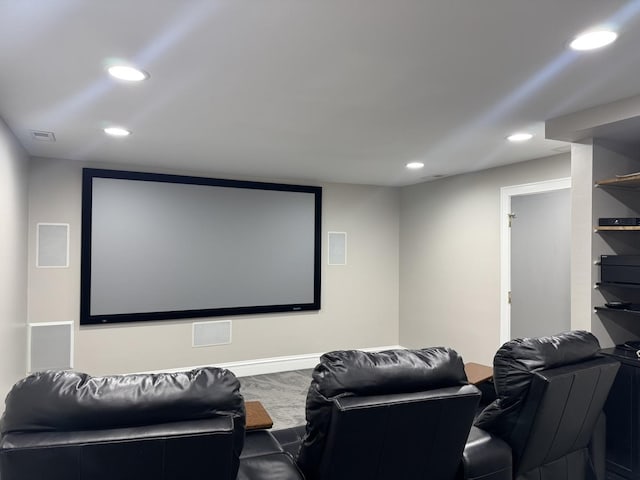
[193, 320, 232, 347]
[36, 223, 69, 268]
[28, 322, 73, 372]
[328, 232, 347, 265]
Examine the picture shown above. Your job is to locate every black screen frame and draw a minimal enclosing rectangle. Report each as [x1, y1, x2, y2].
[80, 168, 322, 325]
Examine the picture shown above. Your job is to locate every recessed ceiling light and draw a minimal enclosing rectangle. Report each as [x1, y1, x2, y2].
[570, 30, 618, 51]
[104, 126, 131, 137]
[507, 132, 533, 142]
[406, 162, 425, 170]
[107, 65, 149, 82]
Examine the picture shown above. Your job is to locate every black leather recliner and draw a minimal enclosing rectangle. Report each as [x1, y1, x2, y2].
[0, 367, 246, 480]
[267, 347, 482, 480]
[472, 330, 620, 480]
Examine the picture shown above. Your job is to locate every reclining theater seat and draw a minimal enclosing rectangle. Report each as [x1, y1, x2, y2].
[0, 367, 245, 480]
[271, 347, 482, 480]
[473, 330, 620, 480]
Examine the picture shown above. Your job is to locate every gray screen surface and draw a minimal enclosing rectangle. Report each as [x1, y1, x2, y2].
[90, 177, 317, 316]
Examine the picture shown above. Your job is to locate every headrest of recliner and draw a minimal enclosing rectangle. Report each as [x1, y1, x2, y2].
[494, 330, 600, 373]
[1, 367, 244, 434]
[313, 347, 468, 398]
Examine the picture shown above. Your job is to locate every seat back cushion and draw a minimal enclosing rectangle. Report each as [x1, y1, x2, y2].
[296, 347, 473, 480]
[475, 330, 620, 479]
[0, 367, 245, 479]
[1, 367, 244, 434]
[475, 331, 600, 440]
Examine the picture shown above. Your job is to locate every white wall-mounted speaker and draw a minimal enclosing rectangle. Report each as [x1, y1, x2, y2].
[36, 223, 69, 268]
[192, 320, 232, 347]
[328, 231, 347, 265]
[28, 322, 73, 373]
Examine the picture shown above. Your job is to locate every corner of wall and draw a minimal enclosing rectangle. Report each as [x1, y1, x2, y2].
[0, 117, 29, 397]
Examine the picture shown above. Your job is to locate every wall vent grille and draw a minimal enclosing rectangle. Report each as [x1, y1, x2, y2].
[30, 130, 56, 142]
[192, 320, 232, 347]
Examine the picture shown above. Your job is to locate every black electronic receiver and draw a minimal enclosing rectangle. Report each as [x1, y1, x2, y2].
[599, 217, 640, 226]
[601, 255, 640, 285]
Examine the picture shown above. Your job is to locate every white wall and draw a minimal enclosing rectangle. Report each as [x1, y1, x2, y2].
[0, 118, 29, 396]
[399, 154, 570, 365]
[27, 158, 400, 375]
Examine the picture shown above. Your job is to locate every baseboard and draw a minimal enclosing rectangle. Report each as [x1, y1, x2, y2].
[219, 345, 403, 377]
[133, 345, 404, 377]
[216, 352, 322, 377]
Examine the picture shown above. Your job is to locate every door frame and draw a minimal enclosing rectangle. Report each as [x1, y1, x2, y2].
[500, 177, 571, 344]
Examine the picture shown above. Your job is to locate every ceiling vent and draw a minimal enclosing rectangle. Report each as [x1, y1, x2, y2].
[30, 130, 56, 142]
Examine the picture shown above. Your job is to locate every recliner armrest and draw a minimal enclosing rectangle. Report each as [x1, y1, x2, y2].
[237, 452, 304, 480]
[239, 431, 304, 480]
[461, 426, 512, 480]
[271, 425, 306, 457]
[0, 417, 233, 450]
[242, 430, 285, 459]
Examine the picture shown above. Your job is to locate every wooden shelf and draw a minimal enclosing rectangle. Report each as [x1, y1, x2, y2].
[595, 306, 640, 316]
[596, 174, 640, 188]
[596, 226, 640, 231]
[598, 282, 640, 289]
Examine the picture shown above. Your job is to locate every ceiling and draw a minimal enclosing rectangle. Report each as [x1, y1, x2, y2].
[2, 0, 640, 186]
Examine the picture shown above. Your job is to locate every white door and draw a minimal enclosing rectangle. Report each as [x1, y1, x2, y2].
[509, 189, 571, 339]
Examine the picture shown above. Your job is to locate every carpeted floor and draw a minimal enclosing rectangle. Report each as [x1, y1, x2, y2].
[239, 369, 313, 430]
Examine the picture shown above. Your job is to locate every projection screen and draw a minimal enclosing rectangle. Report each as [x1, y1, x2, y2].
[80, 169, 322, 325]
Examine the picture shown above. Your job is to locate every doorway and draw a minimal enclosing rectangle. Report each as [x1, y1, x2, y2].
[500, 178, 571, 343]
